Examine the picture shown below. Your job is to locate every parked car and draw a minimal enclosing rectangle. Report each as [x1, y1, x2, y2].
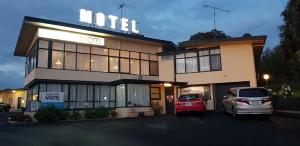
[175, 94, 206, 115]
[222, 87, 273, 118]
[0, 103, 11, 112]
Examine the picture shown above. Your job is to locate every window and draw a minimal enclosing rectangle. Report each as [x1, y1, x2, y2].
[39, 40, 49, 49]
[38, 49, 48, 68]
[65, 52, 76, 70]
[91, 55, 102, 72]
[199, 50, 210, 71]
[149, 61, 158, 76]
[76, 85, 87, 108]
[52, 42, 64, 51]
[176, 54, 185, 73]
[116, 84, 126, 107]
[120, 50, 129, 58]
[130, 59, 140, 74]
[91, 47, 108, 55]
[77, 45, 90, 53]
[99, 56, 108, 72]
[65, 43, 76, 52]
[127, 84, 150, 107]
[109, 57, 119, 72]
[176, 49, 222, 74]
[120, 58, 129, 73]
[52, 51, 63, 69]
[77, 53, 90, 71]
[141, 60, 149, 75]
[185, 52, 198, 73]
[151, 87, 160, 100]
[109, 49, 119, 57]
[210, 49, 221, 71]
[130, 52, 140, 59]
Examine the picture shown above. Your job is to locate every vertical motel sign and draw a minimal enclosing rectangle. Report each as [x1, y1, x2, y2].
[79, 9, 140, 34]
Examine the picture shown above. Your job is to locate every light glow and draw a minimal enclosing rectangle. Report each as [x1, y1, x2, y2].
[12, 90, 16, 93]
[164, 83, 172, 87]
[38, 28, 105, 46]
[263, 74, 270, 80]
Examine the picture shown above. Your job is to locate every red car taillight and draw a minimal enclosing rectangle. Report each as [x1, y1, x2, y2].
[176, 102, 184, 106]
[261, 98, 271, 104]
[236, 98, 249, 104]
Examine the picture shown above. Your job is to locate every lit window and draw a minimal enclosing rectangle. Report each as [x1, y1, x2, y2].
[109, 57, 119, 72]
[77, 53, 90, 71]
[120, 58, 129, 73]
[38, 49, 48, 68]
[65, 52, 76, 70]
[52, 51, 63, 69]
[130, 59, 140, 74]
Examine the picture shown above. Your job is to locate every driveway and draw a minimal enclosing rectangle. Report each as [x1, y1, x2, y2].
[0, 112, 8, 125]
[0, 112, 299, 146]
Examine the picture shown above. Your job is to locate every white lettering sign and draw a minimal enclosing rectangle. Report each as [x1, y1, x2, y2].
[38, 28, 105, 46]
[40, 92, 64, 103]
[79, 8, 140, 34]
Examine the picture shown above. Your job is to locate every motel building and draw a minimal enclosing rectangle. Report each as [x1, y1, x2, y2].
[14, 11, 266, 117]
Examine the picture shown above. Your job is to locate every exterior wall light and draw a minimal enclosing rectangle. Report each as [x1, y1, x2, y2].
[12, 90, 16, 93]
[164, 83, 172, 87]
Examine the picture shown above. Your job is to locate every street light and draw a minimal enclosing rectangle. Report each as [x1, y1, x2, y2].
[263, 74, 270, 88]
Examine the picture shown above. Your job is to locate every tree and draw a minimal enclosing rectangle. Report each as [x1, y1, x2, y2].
[280, 0, 300, 80]
[189, 29, 230, 41]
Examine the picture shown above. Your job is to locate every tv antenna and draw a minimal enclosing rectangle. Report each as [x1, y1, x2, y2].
[118, 2, 135, 19]
[203, 0, 230, 30]
[117, 2, 135, 33]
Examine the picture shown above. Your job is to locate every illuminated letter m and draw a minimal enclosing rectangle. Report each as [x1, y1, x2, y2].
[80, 9, 92, 24]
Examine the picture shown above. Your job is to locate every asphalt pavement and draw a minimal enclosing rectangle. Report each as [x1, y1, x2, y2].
[0, 112, 299, 146]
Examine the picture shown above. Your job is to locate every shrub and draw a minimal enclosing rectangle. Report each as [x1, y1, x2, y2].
[83, 108, 111, 119]
[84, 109, 97, 119]
[34, 106, 64, 122]
[70, 111, 82, 120]
[111, 110, 117, 117]
[95, 108, 111, 118]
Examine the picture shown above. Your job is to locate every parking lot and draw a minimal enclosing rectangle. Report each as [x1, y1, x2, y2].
[0, 112, 299, 146]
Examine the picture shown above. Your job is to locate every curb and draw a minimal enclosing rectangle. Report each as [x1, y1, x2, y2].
[273, 110, 300, 119]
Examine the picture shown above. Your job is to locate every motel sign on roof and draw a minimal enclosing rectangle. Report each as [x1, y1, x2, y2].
[79, 9, 140, 34]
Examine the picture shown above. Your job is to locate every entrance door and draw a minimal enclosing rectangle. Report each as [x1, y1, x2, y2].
[165, 87, 175, 114]
[17, 97, 22, 109]
[214, 82, 250, 111]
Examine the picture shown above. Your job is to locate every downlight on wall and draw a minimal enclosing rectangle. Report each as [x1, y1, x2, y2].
[163, 83, 172, 87]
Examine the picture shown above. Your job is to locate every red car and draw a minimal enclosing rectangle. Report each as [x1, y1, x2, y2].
[175, 94, 206, 115]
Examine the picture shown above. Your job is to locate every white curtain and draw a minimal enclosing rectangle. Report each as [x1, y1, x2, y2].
[186, 57, 198, 72]
[77, 53, 90, 71]
[141, 60, 149, 75]
[176, 59, 185, 73]
[38, 49, 48, 68]
[65, 52, 76, 70]
[127, 84, 150, 107]
[116, 84, 126, 107]
[199, 56, 210, 71]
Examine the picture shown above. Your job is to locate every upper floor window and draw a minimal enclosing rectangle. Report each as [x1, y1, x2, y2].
[32, 39, 159, 77]
[176, 48, 222, 74]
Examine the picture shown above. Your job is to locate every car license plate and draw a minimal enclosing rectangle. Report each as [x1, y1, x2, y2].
[251, 101, 261, 106]
[185, 103, 192, 106]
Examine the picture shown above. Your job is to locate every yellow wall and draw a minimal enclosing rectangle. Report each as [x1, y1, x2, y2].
[0, 90, 26, 109]
[176, 42, 257, 87]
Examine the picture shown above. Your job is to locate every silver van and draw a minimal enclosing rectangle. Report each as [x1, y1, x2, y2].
[222, 87, 273, 118]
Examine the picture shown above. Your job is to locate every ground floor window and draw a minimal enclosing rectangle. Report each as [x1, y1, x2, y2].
[127, 84, 150, 107]
[27, 83, 153, 110]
